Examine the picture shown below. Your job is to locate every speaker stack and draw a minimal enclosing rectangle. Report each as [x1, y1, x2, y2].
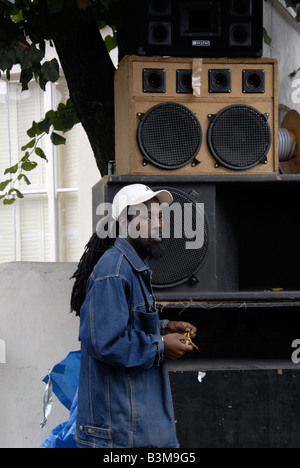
[100, 0, 300, 302]
[92, 0, 300, 447]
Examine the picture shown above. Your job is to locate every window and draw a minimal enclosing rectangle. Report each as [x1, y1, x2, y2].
[0, 75, 79, 262]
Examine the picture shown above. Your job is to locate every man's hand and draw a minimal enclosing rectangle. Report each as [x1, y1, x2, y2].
[166, 321, 197, 339]
[163, 333, 193, 360]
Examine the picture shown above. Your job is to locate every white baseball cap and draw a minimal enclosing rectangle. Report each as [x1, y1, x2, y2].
[112, 184, 173, 221]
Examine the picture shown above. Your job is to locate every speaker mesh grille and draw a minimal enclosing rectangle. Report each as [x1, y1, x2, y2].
[208, 105, 271, 170]
[149, 188, 209, 287]
[137, 103, 202, 169]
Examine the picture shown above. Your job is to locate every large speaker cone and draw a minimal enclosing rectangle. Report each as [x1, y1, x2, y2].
[137, 102, 202, 169]
[148, 188, 209, 287]
[207, 104, 272, 170]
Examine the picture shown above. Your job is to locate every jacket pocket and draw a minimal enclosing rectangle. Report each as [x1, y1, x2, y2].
[77, 425, 113, 448]
[131, 305, 159, 334]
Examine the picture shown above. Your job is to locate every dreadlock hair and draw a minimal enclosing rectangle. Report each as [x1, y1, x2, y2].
[70, 215, 119, 316]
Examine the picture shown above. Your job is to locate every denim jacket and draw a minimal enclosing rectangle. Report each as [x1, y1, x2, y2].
[75, 237, 178, 448]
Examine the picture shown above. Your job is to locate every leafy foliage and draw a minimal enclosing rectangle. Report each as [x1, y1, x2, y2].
[0, 99, 80, 204]
[0, 0, 119, 204]
[0, 0, 119, 90]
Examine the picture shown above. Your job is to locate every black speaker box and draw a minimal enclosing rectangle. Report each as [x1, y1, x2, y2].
[169, 365, 300, 448]
[93, 175, 300, 303]
[118, 0, 263, 59]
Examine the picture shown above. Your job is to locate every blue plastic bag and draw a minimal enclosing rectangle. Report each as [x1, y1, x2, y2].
[42, 350, 81, 410]
[40, 389, 78, 448]
[40, 350, 81, 448]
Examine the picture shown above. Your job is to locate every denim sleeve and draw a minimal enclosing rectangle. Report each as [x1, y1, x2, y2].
[79, 276, 163, 369]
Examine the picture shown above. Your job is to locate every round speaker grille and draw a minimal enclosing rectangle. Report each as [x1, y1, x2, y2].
[207, 105, 272, 170]
[148, 188, 209, 287]
[137, 103, 202, 169]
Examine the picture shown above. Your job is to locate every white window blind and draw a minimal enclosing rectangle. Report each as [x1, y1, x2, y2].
[0, 82, 15, 261]
[0, 75, 79, 263]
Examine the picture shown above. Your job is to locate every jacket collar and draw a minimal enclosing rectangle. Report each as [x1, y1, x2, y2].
[114, 237, 149, 273]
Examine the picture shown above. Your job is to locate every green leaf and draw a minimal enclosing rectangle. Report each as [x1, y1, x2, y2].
[3, 198, 15, 205]
[36, 117, 51, 135]
[16, 44, 32, 70]
[4, 163, 19, 174]
[21, 160, 38, 171]
[20, 68, 33, 91]
[17, 174, 31, 185]
[21, 152, 30, 162]
[0, 179, 12, 191]
[8, 188, 24, 199]
[27, 121, 38, 138]
[10, 9, 25, 23]
[50, 132, 66, 145]
[289, 67, 300, 79]
[21, 139, 35, 151]
[263, 28, 272, 47]
[0, 50, 15, 72]
[28, 44, 45, 64]
[35, 147, 47, 160]
[104, 34, 117, 53]
[45, 109, 56, 119]
[41, 58, 59, 83]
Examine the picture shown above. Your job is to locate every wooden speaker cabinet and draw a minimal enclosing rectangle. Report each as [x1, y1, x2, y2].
[114, 55, 278, 176]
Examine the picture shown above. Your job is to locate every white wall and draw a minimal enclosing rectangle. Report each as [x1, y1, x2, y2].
[0, 262, 79, 448]
[264, 0, 300, 117]
[76, 124, 100, 253]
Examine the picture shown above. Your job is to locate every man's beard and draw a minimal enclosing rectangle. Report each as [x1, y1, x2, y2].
[131, 237, 166, 260]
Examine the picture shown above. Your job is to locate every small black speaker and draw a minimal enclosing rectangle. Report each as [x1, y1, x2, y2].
[176, 70, 193, 94]
[209, 69, 232, 93]
[242, 69, 265, 93]
[143, 68, 166, 93]
[119, 0, 263, 59]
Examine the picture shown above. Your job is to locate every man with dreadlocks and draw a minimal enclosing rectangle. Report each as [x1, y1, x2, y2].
[73, 184, 197, 448]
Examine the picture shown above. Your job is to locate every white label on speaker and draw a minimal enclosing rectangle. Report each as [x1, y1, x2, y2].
[192, 40, 210, 47]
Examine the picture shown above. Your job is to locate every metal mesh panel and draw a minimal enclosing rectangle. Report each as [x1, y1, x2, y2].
[208, 105, 271, 170]
[137, 103, 202, 169]
[149, 188, 209, 287]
